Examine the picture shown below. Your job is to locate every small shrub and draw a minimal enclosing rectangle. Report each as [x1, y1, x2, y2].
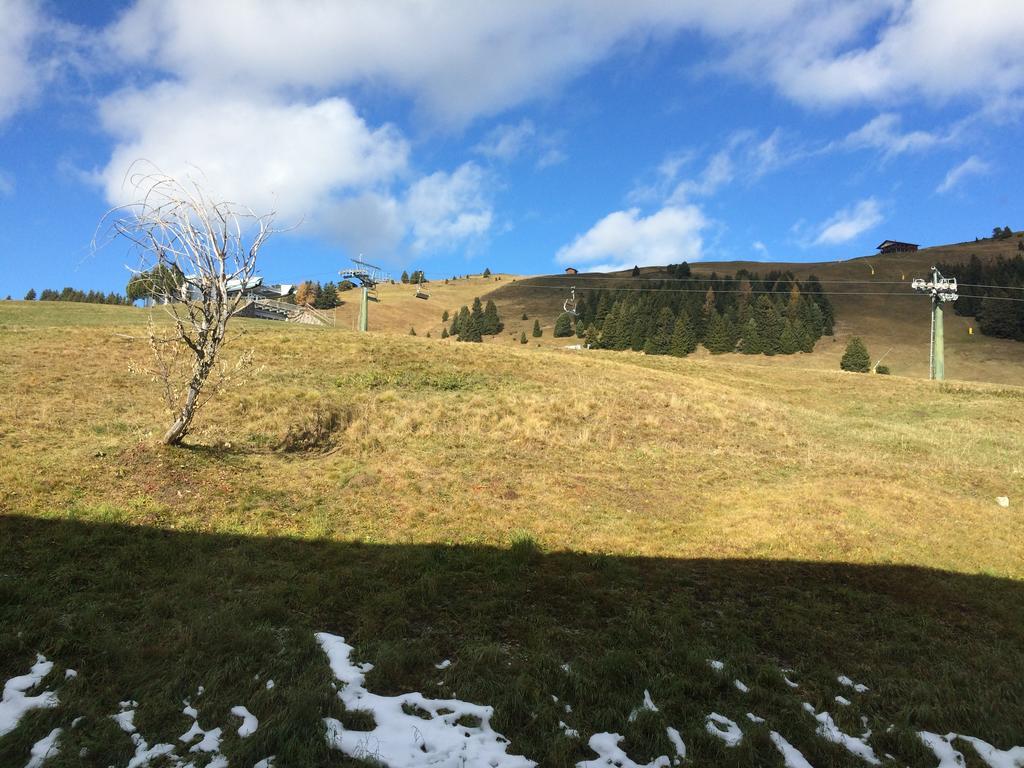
[275, 404, 349, 452]
[875, 364, 891, 375]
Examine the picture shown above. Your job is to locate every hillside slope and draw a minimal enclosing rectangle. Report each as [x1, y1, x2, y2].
[1, 301, 1022, 766]
[488, 237, 1024, 385]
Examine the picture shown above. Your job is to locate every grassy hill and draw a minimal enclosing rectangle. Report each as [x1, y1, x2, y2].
[487, 237, 1024, 385]
[1, 300, 1022, 766]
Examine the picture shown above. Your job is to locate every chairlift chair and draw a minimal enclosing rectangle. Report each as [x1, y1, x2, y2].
[414, 277, 430, 300]
[562, 285, 577, 316]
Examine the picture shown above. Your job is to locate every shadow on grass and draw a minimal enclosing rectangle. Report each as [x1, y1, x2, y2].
[1, 514, 1021, 767]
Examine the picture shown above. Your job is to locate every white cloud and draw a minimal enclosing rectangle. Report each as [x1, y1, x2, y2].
[813, 198, 884, 246]
[475, 120, 536, 160]
[405, 163, 493, 253]
[752, 240, 768, 256]
[842, 113, 949, 157]
[556, 205, 707, 272]
[0, 170, 14, 196]
[936, 155, 990, 194]
[0, 0, 44, 123]
[96, 82, 495, 258]
[99, 0, 846, 125]
[755, 0, 1024, 108]
[97, 83, 409, 220]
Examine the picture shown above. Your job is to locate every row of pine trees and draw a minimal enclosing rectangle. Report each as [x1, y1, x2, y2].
[441, 297, 503, 341]
[23, 287, 131, 305]
[938, 254, 1024, 341]
[570, 269, 835, 356]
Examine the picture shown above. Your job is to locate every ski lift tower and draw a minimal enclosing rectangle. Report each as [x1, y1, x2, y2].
[911, 266, 958, 380]
[340, 256, 385, 332]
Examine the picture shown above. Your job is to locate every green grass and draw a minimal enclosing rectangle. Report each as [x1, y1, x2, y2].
[1, 301, 1022, 766]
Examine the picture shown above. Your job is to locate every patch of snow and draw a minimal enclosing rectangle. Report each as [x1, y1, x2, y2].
[666, 726, 686, 760]
[265, 679, 275, 690]
[435, 660, 451, 670]
[576, 732, 671, 768]
[770, 731, 814, 768]
[559, 720, 579, 739]
[707, 660, 725, 672]
[64, 669, 77, 680]
[196, 686, 204, 697]
[180, 720, 222, 753]
[564, 703, 572, 714]
[734, 679, 749, 693]
[231, 705, 259, 738]
[254, 759, 275, 768]
[746, 713, 766, 724]
[111, 708, 136, 734]
[629, 689, 658, 721]
[1, 655, 60, 738]
[71, 717, 84, 728]
[25, 726, 62, 768]
[705, 713, 743, 747]
[996, 496, 1010, 508]
[783, 675, 799, 689]
[316, 631, 536, 768]
[956, 735, 1024, 768]
[918, 731, 966, 768]
[803, 703, 879, 765]
[182, 704, 197, 719]
[835, 695, 852, 706]
[560, 663, 571, 673]
[837, 675, 869, 693]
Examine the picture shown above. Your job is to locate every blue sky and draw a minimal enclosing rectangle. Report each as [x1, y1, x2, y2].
[1, 0, 1023, 296]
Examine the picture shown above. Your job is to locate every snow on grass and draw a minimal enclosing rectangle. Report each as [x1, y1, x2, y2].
[734, 679, 749, 694]
[705, 713, 743, 747]
[835, 695, 851, 706]
[783, 675, 799, 689]
[746, 713, 765, 724]
[802, 703, 880, 765]
[957, 735, 1024, 768]
[666, 726, 686, 761]
[770, 731, 814, 768]
[577, 732, 671, 768]
[918, 732, 966, 767]
[25, 726, 62, 768]
[434, 659, 451, 670]
[628, 689, 658, 721]
[230, 705, 258, 738]
[0, 654, 59, 738]
[265, 679, 275, 690]
[316, 631, 536, 768]
[559, 720, 579, 738]
[110, 701, 178, 768]
[707, 660, 724, 672]
[837, 675, 869, 693]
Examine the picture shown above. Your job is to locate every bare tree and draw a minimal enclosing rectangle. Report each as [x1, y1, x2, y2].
[103, 170, 276, 445]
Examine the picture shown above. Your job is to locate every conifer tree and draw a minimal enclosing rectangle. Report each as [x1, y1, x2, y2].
[554, 313, 573, 337]
[754, 295, 783, 355]
[840, 336, 871, 372]
[24, 288, 36, 301]
[739, 317, 761, 354]
[482, 299, 502, 334]
[669, 313, 697, 356]
[520, 331, 528, 344]
[779, 319, 800, 354]
[586, 323, 600, 349]
[521, 312, 528, 320]
[409, 327, 416, 336]
[442, 309, 449, 322]
[703, 311, 735, 354]
[483, 267, 492, 277]
[441, 327, 449, 339]
[643, 307, 675, 355]
[532, 318, 542, 337]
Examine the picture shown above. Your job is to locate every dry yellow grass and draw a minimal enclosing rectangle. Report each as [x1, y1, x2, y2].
[2, 301, 1021, 578]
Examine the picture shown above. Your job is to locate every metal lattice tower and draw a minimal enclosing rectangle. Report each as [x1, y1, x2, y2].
[911, 266, 958, 380]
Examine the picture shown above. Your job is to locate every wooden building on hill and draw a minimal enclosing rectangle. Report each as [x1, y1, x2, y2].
[876, 240, 919, 254]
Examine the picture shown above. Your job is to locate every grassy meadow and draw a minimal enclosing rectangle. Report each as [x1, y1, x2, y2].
[1, 300, 1023, 766]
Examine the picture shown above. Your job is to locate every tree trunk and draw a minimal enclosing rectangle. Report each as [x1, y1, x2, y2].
[162, 356, 213, 445]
